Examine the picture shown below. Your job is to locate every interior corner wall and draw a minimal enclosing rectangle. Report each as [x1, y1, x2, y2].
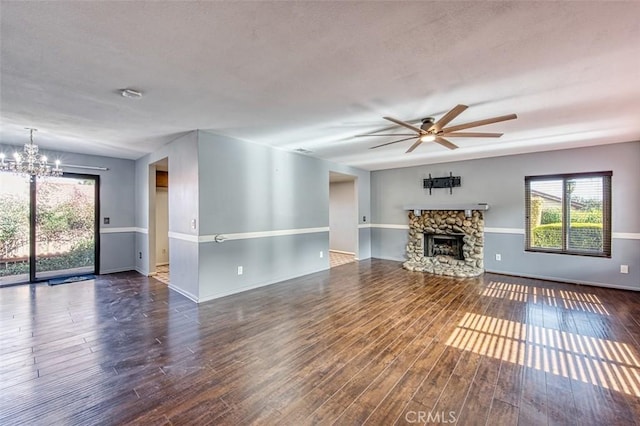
[93, 155, 136, 274]
[370, 141, 640, 291]
[0, 144, 136, 275]
[134, 131, 199, 301]
[330, 181, 357, 253]
[195, 130, 371, 301]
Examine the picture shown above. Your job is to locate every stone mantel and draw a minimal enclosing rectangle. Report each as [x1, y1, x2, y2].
[403, 203, 489, 212]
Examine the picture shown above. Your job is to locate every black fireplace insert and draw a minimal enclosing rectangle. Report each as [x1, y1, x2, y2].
[424, 233, 465, 260]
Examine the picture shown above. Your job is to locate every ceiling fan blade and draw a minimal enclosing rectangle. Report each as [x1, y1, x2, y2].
[355, 133, 416, 137]
[369, 136, 418, 149]
[442, 113, 518, 133]
[443, 132, 503, 138]
[383, 116, 423, 133]
[358, 119, 424, 135]
[430, 104, 468, 131]
[405, 139, 423, 153]
[434, 136, 459, 150]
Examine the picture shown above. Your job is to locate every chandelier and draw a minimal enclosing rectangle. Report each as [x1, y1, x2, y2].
[0, 128, 63, 178]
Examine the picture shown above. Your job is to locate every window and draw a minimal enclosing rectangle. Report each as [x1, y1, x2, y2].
[525, 171, 611, 257]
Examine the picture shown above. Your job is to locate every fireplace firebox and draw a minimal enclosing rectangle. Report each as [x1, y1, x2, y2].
[425, 233, 465, 260]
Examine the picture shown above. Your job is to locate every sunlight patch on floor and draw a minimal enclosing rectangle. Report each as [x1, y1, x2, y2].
[446, 312, 640, 397]
[481, 281, 609, 315]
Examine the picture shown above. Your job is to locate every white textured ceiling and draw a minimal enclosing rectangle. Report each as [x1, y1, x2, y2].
[1, 1, 639, 170]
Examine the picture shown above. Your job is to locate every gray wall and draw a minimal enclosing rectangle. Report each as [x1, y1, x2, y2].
[195, 131, 371, 301]
[330, 181, 357, 253]
[133, 130, 370, 302]
[370, 141, 640, 290]
[197, 132, 327, 233]
[135, 131, 200, 299]
[0, 144, 136, 275]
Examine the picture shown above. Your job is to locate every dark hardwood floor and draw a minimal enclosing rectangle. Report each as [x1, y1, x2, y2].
[2, 259, 640, 425]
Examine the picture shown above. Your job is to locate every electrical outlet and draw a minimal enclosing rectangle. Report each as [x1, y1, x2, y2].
[103, 217, 110, 225]
[191, 219, 197, 230]
[139, 252, 142, 259]
[319, 251, 324, 258]
[237, 266, 243, 275]
[495, 254, 502, 261]
[621, 265, 629, 274]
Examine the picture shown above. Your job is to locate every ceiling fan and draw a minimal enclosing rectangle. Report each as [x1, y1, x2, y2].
[357, 104, 517, 153]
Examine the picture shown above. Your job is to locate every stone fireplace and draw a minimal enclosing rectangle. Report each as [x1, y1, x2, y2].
[403, 206, 486, 277]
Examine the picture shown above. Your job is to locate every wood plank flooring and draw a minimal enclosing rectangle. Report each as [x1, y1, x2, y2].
[1, 259, 640, 425]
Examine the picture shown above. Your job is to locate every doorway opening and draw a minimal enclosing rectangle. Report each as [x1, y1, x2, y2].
[148, 158, 170, 285]
[329, 172, 358, 268]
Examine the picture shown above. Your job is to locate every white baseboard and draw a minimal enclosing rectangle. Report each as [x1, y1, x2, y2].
[371, 255, 406, 262]
[99, 266, 135, 274]
[134, 267, 149, 276]
[198, 265, 329, 303]
[484, 269, 639, 292]
[329, 249, 355, 255]
[168, 284, 199, 303]
[367, 259, 638, 292]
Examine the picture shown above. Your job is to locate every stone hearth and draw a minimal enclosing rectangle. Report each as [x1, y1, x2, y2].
[403, 209, 484, 277]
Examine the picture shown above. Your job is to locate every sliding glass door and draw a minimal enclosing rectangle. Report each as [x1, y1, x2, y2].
[0, 174, 30, 285]
[34, 175, 98, 280]
[0, 173, 99, 286]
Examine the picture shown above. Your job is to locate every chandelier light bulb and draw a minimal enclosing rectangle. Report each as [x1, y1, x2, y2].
[0, 128, 64, 178]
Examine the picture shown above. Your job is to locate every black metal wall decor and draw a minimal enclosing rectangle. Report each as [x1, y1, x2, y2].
[423, 172, 461, 195]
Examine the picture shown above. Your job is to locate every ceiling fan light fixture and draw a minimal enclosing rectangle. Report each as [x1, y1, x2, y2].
[367, 105, 517, 153]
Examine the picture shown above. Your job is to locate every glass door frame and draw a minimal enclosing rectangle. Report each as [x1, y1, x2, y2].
[28, 172, 100, 282]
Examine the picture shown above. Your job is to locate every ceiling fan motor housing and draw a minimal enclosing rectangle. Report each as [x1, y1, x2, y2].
[421, 117, 435, 131]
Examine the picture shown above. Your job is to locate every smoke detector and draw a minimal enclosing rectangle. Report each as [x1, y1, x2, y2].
[121, 88, 143, 99]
